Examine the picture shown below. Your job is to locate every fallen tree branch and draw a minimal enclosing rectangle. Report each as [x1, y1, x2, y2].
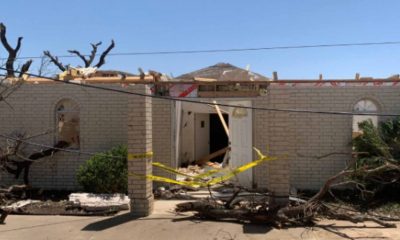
[326, 211, 396, 228]
[175, 162, 400, 228]
[0, 184, 27, 194]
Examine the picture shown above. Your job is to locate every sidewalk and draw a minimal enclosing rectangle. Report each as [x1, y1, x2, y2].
[0, 200, 398, 240]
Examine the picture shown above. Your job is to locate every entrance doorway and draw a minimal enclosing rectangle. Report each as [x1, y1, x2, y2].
[194, 113, 229, 163]
[209, 113, 229, 163]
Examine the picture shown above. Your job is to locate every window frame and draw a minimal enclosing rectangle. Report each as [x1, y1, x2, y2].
[54, 98, 80, 149]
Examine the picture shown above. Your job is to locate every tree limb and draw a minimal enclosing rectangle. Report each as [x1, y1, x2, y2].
[0, 23, 29, 78]
[87, 42, 101, 67]
[43, 51, 66, 71]
[19, 60, 33, 77]
[67, 50, 89, 67]
[94, 40, 115, 68]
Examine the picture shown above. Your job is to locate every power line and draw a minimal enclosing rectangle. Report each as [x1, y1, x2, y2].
[2, 41, 400, 60]
[0, 133, 123, 160]
[1, 68, 400, 117]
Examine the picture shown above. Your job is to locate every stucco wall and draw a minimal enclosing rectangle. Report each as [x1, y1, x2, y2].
[0, 83, 128, 189]
[253, 85, 400, 191]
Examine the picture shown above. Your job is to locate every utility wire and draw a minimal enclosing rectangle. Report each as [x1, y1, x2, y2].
[0, 133, 124, 160]
[1, 68, 400, 117]
[2, 41, 400, 60]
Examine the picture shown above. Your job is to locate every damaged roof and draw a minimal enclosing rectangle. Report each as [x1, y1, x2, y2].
[175, 63, 270, 81]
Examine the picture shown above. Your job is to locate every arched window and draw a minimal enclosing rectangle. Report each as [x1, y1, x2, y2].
[352, 99, 378, 137]
[55, 99, 80, 148]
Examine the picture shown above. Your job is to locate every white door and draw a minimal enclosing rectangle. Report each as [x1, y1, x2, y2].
[229, 101, 253, 187]
[194, 113, 210, 161]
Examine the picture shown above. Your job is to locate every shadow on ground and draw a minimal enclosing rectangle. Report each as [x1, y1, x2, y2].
[82, 213, 176, 231]
[242, 223, 273, 234]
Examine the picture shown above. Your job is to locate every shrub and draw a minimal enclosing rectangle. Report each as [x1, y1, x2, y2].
[76, 145, 127, 193]
[352, 118, 400, 199]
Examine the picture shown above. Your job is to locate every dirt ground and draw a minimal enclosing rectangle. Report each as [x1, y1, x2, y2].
[0, 200, 399, 240]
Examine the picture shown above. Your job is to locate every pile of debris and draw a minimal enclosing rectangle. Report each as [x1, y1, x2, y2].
[154, 186, 197, 200]
[0, 191, 129, 223]
[175, 182, 399, 228]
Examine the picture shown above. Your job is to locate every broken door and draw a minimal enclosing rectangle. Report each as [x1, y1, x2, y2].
[194, 113, 210, 162]
[229, 100, 253, 187]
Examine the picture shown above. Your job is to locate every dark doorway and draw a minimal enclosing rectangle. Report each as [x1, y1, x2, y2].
[209, 113, 229, 163]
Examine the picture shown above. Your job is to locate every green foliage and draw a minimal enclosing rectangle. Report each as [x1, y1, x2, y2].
[353, 118, 400, 166]
[76, 145, 127, 193]
[351, 118, 400, 198]
[353, 120, 390, 168]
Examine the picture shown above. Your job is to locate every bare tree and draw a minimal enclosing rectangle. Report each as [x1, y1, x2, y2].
[0, 23, 33, 107]
[44, 40, 115, 71]
[0, 131, 69, 185]
[37, 54, 52, 77]
[0, 23, 32, 78]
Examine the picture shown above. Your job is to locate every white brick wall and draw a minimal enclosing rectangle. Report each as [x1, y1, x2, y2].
[254, 85, 400, 191]
[2, 82, 400, 193]
[152, 99, 174, 180]
[0, 83, 128, 190]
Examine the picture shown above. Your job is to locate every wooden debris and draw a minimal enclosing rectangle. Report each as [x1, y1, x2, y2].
[212, 100, 229, 137]
[175, 166, 399, 228]
[195, 147, 229, 165]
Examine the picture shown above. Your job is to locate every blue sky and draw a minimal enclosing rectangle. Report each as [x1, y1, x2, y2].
[1, 0, 400, 79]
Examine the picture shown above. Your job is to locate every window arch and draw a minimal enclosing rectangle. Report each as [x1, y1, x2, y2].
[55, 99, 80, 148]
[352, 99, 379, 137]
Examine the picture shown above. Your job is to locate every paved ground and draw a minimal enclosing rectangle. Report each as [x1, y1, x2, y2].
[0, 200, 399, 240]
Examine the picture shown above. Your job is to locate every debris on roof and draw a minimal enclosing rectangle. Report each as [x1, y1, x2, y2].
[176, 62, 270, 82]
[171, 63, 270, 97]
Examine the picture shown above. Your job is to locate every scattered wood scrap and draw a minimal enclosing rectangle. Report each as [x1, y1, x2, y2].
[175, 165, 399, 229]
[195, 147, 229, 165]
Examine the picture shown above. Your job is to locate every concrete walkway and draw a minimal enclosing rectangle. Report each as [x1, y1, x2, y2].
[0, 200, 399, 240]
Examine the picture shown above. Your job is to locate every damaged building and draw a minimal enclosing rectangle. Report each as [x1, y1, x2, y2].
[1, 63, 400, 216]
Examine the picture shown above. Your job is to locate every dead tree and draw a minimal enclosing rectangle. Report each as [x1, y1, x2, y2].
[44, 40, 115, 71]
[0, 23, 33, 107]
[0, 132, 69, 185]
[0, 23, 32, 78]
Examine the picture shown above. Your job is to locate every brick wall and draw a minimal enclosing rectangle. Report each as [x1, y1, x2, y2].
[253, 85, 400, 192]
[127, 84, 154, 216]
[152, 99, 175, 180]
[2, 82, 400, 195]
[0, 83, 128, 190]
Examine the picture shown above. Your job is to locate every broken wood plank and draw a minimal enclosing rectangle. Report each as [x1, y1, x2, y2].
[196, 147, 230, 165]
[212, 100, 229, 137]
[194, 77, 217, 82]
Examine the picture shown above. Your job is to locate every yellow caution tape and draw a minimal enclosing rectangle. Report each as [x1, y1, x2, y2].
[151, 162, 193, 178]
[151, 162, 225, 179]
[128, 151, 153, 160]
[206, 156, 277, 185]
[129, 172, 202, 188]
[130, 147, 278, 188]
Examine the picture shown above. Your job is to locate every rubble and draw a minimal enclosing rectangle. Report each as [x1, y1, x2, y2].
[0, 192, 130, 222]
[154, 186, 197, 200]
[68, 193, 129, 211]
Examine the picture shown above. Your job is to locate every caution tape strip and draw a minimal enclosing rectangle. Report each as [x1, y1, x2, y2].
[151, 162, 225, 179]
[151, 162, 194, 178]
[130, 152, 278, 188]
[129, 172, 202, 188]
[206, 156, 277, 186]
